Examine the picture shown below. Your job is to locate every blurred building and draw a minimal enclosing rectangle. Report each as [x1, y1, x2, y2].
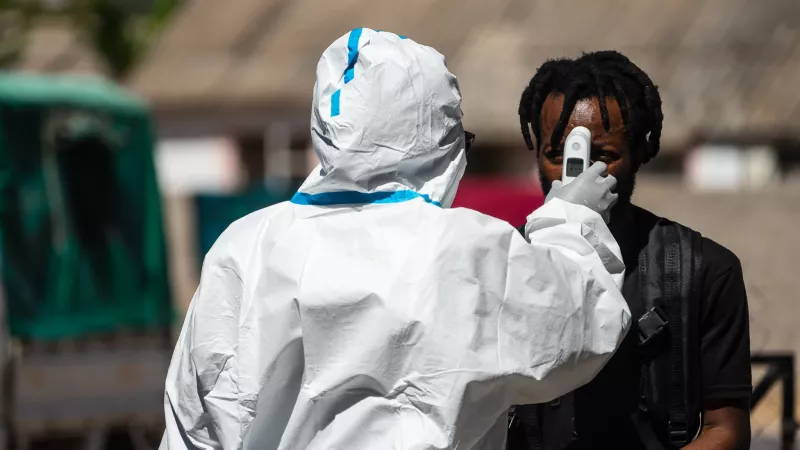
[129, 0, 800, 179]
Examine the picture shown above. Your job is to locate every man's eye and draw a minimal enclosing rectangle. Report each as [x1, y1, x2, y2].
[592, 150, 620, 162]
[545, 148, 564, 162]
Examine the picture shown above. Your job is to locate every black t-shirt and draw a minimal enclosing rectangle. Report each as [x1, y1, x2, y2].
[518, 205, 752, 449]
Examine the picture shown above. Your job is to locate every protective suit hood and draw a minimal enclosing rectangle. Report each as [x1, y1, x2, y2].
[294, 28, 467, 208]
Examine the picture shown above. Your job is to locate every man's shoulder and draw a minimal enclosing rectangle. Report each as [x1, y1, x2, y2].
[699, 236, 742, 277]
[634, 205, 741, 277]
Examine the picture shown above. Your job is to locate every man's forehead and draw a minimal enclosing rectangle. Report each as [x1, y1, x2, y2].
[542, 94, 625, 132]
[570, 99, 596, 123]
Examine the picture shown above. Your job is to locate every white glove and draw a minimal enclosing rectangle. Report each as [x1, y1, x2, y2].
[545, 162, 618, 223]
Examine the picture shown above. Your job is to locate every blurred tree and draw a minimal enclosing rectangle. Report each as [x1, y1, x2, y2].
[0, 0, 37, 67]
[73, 0, 137, 78]
[0, 0, 181, 78]
[74, 0, 181, 79]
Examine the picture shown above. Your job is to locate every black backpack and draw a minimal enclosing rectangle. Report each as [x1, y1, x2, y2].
[508, 219, 704, 450]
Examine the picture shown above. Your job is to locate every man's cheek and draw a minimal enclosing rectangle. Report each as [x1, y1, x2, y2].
[545, 166, 562, 183]
[606, 160, 628, 179]
[537, 163, 560, 195]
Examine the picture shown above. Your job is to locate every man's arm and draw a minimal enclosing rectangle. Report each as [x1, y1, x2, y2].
[683, 400, 750, 450]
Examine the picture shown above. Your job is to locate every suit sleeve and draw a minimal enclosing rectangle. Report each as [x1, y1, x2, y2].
[496, 198, 630, 405]
[160, 254, 244, 450]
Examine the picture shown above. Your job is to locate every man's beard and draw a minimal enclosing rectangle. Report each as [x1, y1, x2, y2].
[538, 165, 637, 210]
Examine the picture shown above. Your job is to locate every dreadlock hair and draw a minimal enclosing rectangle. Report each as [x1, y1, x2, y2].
[518, 50, 663, 165]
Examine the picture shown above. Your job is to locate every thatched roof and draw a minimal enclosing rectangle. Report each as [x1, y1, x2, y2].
[129, 0, 800, 146]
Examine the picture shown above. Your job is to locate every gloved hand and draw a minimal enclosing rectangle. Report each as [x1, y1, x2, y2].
[545, 162, 618, 223]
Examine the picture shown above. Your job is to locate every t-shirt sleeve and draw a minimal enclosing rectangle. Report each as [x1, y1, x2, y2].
[699, 238, 752, 404]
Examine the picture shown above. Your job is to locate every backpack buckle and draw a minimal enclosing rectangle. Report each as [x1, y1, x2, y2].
[637, 306, 669, 346]
[668, 420, 689, 445]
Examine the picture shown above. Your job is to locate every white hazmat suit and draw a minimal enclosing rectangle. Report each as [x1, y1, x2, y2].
[160, 28, 630, 450]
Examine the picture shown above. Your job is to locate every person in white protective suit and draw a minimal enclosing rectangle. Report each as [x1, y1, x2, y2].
[160, 28, 631, 450]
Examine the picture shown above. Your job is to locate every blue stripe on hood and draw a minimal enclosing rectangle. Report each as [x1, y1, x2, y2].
[291, 189, 442, 207]
[331, 28, 363, 117]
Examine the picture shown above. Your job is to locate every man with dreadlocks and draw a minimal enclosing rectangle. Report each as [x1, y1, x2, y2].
[508, 51, 751, 450]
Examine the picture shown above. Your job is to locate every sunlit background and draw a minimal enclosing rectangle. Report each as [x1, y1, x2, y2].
[0, 0, 798, 448]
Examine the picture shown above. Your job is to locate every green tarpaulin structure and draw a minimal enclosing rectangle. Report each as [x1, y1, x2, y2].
[0, 72, 173, 340]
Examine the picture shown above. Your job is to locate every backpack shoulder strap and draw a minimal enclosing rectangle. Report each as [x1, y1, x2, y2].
[674, 223, 704, 445]
[663, 223, 689, 446]
[635, 220, 703, 449]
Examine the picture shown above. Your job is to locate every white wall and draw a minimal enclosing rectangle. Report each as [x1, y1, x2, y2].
[685, 145, 779, 192]
[155, 137, 242, 196]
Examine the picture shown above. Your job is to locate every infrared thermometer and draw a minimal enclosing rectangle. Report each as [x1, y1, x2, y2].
[562, 126, 591, 185]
